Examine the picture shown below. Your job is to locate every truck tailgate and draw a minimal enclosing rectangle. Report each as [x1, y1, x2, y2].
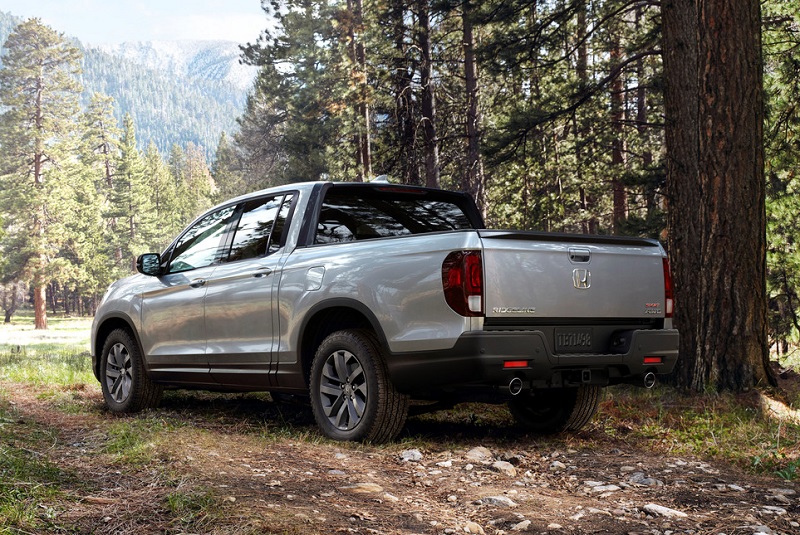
[479, 230, 667, 321]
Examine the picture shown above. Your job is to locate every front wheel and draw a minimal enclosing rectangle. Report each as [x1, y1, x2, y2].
[100, 328, 162, 413]
[310, 329, 409, 443]
[508, 385, 602, 433]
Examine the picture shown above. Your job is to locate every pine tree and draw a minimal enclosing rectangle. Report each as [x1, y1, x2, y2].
[106, 114, 153, 273]
[0, 18, 82, 329]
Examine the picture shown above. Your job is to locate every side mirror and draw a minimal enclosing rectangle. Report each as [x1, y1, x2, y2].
[136, 253, 162, 276]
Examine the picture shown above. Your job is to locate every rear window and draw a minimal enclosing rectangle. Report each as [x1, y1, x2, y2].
[315, 189, 474, 244]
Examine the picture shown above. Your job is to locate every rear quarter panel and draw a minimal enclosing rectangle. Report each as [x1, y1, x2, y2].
[275, 231, 483, 364]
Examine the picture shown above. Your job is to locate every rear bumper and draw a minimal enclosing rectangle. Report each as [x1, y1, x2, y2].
[386, 328, 679, 394]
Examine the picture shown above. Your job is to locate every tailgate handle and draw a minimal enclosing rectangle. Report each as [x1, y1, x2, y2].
[569, 248, 591, 263]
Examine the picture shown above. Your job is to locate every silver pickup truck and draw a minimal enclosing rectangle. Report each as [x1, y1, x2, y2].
[91, 180, 679, 442]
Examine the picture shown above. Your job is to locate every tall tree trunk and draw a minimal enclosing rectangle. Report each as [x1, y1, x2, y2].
[391, 0, 419, 185]
[418, 0, 440, 188]
[347, 0, 372, 181]
[574, 1, 597, 234]
[663, 0, 775, 390]
[610, 36, 627, 234]
[462, 1, 484, 210]
[635, 7, 656, 216]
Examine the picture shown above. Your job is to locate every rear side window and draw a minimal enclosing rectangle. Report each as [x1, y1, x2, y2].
[315, 191, 473, 244]
[228, 194, 295, 261]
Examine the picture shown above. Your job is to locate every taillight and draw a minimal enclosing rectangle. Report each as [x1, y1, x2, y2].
[662, 257, 674, 318]
[442, 251, 484, 317]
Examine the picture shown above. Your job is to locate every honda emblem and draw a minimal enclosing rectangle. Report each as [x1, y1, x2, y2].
[573, 268, 591, 289]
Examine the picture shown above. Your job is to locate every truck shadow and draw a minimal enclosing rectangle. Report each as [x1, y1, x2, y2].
[140, 391, 540, 444]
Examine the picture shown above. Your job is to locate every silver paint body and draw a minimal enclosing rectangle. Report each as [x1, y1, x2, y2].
[91, 181, 672, 392]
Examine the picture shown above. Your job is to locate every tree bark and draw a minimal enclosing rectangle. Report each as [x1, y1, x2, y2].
[610, 36, 627, 234]
[462, 1, 484, 210]
[663, 0, 775, 390]
[390, 0, 419, 185]
[418, 0, 440, 189]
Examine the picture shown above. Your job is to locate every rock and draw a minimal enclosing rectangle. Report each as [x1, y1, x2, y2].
[464, 521, 485, 534]
[768, 488, 796, 496]
[620, 465, 637, 473]
[448, 495, 458, 502]
[492, 461, 517, 477]
[767, 494, 791, 504]
[643, 504, 688, 519]
[512, 520, 531, 531]
[400, 449, 423, 462]
[327, 469, 345, 476]
[383, 493, 400, 502]
[479, 495, 518, 507]
[437, 460, 454, 468]
[549, 461, 567, 471]
[750, 526, 776, 535]
[761, 505, 787, 515]
[591, 485, 621, 493]
[628, 472, 664, 487]
[728, 484, 746, 492]
[340, 483, 384, 494]
[547, 523, 562, 530]
[466, 446, 494, 463]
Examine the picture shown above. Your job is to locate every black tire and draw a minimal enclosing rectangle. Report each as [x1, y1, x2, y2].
[508, 385, 602, 433]
[100, 328, 162, 413]
[310, 329, 409, 443]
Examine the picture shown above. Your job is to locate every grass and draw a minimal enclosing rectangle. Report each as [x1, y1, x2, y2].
[0, 397, 75, 532]
[599, 385, 800, 479]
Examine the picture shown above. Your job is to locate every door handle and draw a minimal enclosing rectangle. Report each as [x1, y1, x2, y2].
[189, 278, 207, 288]
[252, 269, 273, 278]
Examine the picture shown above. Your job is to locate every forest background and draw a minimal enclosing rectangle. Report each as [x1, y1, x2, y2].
[0, 0, 798, 392]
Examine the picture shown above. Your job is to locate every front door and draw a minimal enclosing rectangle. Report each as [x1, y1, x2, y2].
[140, 205, 237, 385]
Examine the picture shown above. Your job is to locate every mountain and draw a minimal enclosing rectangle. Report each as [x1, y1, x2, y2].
[0, 11, 257, 159]
[96, 40, 257, 92]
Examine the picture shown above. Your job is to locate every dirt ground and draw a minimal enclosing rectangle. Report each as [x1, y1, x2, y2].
[3, 381, 800, 535]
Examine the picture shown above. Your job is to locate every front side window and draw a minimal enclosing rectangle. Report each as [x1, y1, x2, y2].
[167, 206, 236, 273]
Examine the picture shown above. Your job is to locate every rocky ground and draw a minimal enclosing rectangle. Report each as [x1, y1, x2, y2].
[4, 382, 800, 534]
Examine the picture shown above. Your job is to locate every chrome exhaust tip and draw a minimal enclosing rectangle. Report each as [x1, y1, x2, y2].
[508, 377, 523, 396]
[643, 372, 657, 389]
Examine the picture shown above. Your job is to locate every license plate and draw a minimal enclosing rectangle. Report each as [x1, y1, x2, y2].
[554, 328, 593, 352]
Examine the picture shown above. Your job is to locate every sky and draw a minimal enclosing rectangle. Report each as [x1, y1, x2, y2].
[0, 0, 268, 45]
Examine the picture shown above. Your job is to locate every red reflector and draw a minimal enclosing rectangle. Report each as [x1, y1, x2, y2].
[643, 356, 663, 365]
[503, 360, 529, 369]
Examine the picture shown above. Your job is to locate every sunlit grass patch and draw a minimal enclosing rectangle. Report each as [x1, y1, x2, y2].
[0, 311, 92, 353]
[0, 314, 94, 387]
[601, 385, 800, 479]
[0, 401, 74, 532]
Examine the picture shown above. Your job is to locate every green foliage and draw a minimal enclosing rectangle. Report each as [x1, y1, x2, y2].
[764, 0, 800, 352]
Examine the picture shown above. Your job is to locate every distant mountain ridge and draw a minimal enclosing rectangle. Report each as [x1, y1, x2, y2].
[97, 40, 258, 92]
[0, 10, 257, 159]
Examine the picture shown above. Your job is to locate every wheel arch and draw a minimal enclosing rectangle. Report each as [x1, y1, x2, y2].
[93, 314, 144, 380]
[298, 299, 387, 386]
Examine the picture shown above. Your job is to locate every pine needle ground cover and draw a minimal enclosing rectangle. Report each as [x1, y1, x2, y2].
[0, 315, 799, 533]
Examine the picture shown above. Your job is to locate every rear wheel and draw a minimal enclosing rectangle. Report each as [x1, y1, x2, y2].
[100, 328, 162, 413]
[508, 385, 601, 433]
[310, 329, 409, 443]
